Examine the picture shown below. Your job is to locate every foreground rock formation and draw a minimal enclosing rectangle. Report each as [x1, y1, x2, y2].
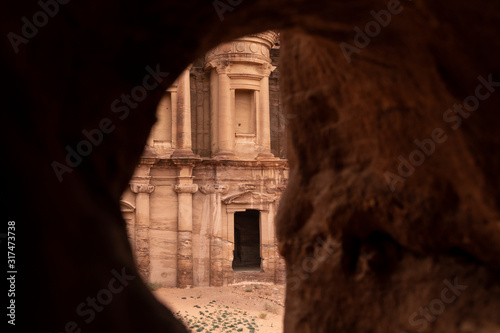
[1, 0, 499, 332]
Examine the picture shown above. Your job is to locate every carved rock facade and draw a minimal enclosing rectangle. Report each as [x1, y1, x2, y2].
[121, 32, 288, 288]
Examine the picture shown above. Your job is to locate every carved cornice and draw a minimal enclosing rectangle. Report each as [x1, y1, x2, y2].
[174, 183, 198, 194]
[199, 184, 229, 195]
[222, 191, 277, 205]
[130, 183, 155, 194]
[172, 159, 200, 167]
[227, 72, 264, 80]
[246, 31, 279, 47]
[204, 31, 277, 70]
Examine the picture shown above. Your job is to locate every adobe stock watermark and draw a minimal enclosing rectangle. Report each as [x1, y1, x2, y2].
[49, 267, 135, 333]
[7, 0, 72, 54]
[287, 236, 339, 291]
[340, 0, 411, 64]
[385, 73, 500, 192]
[212, 0, 243, 21]
[401, 277, 467, 333]
[51, 64, 170, 183]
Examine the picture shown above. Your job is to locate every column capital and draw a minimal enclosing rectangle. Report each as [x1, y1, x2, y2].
[205, 60, 231, 74]
[199, 184, 229, 195]
[174, 184, 198, 194]
[259, 63, 276, 77]
[166, 83, 178, 92]
[172, 62, 196, 156]
[130, 183, 155, 194]
[171, 150, 200, 158]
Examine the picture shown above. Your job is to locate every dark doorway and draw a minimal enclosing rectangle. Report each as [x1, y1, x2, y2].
[232, 209, 261, 270]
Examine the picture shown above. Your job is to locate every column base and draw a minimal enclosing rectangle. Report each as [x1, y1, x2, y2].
[213, 150, 236, 160]
[256, 151, 278, 160]
[171, 149, 199, 158]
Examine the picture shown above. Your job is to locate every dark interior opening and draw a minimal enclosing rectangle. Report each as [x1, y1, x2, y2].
[232, 209, 261, 271]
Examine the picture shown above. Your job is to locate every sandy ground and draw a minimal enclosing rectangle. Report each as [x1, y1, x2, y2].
[154, 283, 285, 333]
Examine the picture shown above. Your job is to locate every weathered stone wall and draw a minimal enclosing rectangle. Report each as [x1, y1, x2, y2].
[276, 8, 500, 332]
[148, 165, 179, 286]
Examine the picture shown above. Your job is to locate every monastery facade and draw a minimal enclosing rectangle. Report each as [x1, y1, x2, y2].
[120, 31, 289, 288]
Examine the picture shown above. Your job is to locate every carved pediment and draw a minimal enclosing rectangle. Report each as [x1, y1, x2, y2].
[222, 191, 277, 205]
[120, 200, 136, 213]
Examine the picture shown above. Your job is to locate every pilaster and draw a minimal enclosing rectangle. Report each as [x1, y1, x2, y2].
[199, 184, 229, 286]
[174, 162, 198, 288]
[130, 182, 155, 281]
[172, 65, 197, 157]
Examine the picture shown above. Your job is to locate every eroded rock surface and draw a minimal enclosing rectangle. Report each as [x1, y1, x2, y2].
[277, 3, 500, 332]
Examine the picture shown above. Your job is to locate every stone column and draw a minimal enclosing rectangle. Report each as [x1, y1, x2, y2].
[168, 84, 178, 148]
[205, 32, 278, 160]
[257, 64, 275, 159]
[223, 208, 239, 285]
[172, 66, 196, 157]
[260, 208, 278, 282]
[216, 68, 236, 158]
[266, 183, 287, 283]
[130, 183, 155, 281]
[199, 184, 228, 286]
[174, 164, 198, 288]
[209, 69, 219, 155]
